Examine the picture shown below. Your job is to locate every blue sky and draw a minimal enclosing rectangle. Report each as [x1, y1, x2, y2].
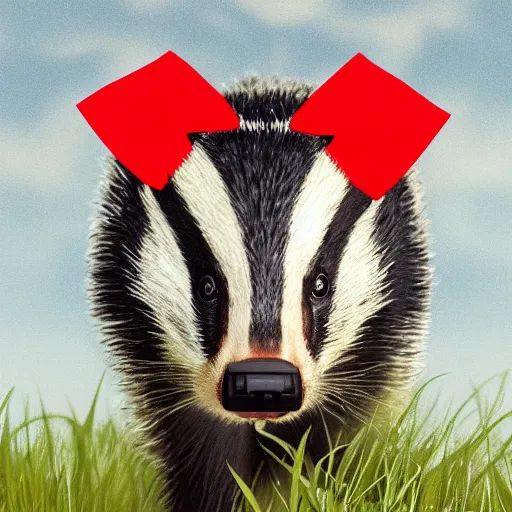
[1, 0, 511, 427]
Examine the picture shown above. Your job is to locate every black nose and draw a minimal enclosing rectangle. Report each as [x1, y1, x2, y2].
[221, 358, 303, 413]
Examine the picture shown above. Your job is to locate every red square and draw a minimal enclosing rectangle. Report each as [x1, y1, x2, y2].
[290, 53, 450, 199]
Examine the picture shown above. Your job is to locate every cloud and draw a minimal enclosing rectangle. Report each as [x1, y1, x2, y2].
[231, 0, 473, 68]
[37, 34, 161, 79]
[421, 89, 512, 192]
[0, 31, 8, 52]
[118, 0, 171, 11]
[0, 96, 90, 191]
[0, 35, 163, 192]
[415, 88, 512, 273]
[234, 0, 330, 25]
[326, 0, 472, 60]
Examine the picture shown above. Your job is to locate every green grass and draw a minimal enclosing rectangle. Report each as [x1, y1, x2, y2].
[0, 377, 166, 512]
[1, 373, 511, 512]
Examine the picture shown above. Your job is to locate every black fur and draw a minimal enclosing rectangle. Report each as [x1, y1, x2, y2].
[151, 178, 229, 359]
[88, 167, 168, 369]
[200, 128, 327, 351]
[321, 176, 431, 425]
[303, 185, 372, 359]
[87, 77, 432, 512]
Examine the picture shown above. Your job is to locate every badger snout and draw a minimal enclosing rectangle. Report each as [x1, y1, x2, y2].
[220, 358, 303, 419]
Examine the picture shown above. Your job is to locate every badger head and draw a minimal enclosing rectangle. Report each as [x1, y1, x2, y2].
[87, 75, 433, 511]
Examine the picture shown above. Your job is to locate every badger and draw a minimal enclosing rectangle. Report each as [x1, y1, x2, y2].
[86, 74, 433, 511]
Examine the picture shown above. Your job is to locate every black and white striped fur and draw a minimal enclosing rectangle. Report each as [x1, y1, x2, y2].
[87, 76, 433, 512]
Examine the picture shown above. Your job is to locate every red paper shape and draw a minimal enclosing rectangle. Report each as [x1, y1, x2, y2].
[290, 53, 450, 199]
[77, 51, 240, 189]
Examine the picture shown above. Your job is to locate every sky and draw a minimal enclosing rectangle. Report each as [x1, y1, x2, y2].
[1, 0, 511, 432]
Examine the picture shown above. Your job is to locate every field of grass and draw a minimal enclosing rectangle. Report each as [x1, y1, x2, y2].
[0, 373, 511, 512]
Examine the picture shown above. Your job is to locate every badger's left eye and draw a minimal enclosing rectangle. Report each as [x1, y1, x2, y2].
[198, 275, 218, 302]
[311, 273, 330, 299]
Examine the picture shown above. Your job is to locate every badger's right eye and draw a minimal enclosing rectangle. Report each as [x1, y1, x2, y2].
[198, 275, 218, 302]
[311, 272, 330, 299]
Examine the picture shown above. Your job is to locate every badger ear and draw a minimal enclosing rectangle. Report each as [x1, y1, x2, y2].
[77, 51, 240, 189]
[290, 53, 450, 200]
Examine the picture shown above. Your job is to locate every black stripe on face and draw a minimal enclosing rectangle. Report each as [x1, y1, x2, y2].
[151, 179, 229, 360]
[303, 185, 372, 359]
[199, 130, 326, 352]
[89, 162, 168, 367]
[322, 175, 431, 415]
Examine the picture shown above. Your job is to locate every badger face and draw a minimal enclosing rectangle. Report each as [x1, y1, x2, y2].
[88, 76, 432, 511]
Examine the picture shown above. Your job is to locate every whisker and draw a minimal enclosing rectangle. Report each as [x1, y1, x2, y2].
[321, 385, 392, 410]
[323, 395, 369, 427]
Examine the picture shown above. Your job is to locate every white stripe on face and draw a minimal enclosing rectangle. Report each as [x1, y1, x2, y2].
[280, 152, 350, 409]
[172, 146, 253, 382]
[317, 197, 393, 375]
[131, 185, 205, 371]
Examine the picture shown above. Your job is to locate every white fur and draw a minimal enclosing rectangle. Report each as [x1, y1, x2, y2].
[317, 197, 394, 375]
[130, 185, 205, 370]
[280, 152, 350, 413]
[239, 115, 290, 133]
[172, 146, 254, 421]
